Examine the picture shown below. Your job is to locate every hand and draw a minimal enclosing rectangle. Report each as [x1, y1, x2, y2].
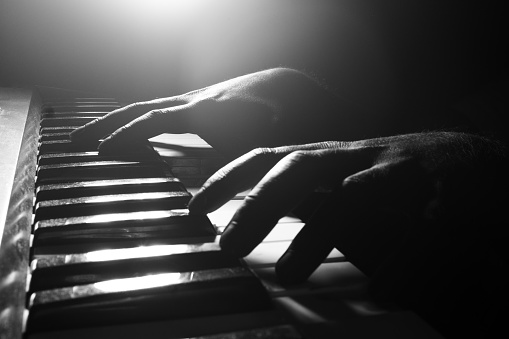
[70, 68, 362, 159]
[188, 132, 505, 286]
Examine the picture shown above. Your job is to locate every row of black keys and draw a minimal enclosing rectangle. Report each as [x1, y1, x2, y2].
[27, 100, 301, 338]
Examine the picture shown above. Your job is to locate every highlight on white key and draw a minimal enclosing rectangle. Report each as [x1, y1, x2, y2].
[84, 244, 191, 262]
[94, 273, 184, 293]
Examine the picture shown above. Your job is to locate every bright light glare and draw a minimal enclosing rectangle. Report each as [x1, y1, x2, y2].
[82, 192, 185, 204]
[84, 209, 188, 223]
[85, 244, 190, 262]
[94, 273, 183, 292]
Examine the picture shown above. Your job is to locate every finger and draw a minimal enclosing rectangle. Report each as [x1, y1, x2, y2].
[219, 147, 363, 257]
[189, 142, 354, 215]
[275, 192, 339, 284]
[69, 97, 186, 143]
[276, 160, 422, 284]
[188, 148, 283, 214]
[97, 103, 194, 154]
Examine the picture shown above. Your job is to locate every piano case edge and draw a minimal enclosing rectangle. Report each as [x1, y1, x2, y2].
[0, 89, 41, 339]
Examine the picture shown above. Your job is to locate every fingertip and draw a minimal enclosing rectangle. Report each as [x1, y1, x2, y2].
[187, 194, 208, 214]
[275, 250, 313, 285]
[70, 116, 105, 141]
[219, 224, 252, 258]
[69, 125, 90, 142]
[69, 127, 82, 139]
[97, 136, 115, 154]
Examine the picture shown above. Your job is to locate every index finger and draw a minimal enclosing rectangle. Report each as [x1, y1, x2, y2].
[189, 148, 290, 215]
[189, 142, 347, 215]
[69, 97, 186, 143]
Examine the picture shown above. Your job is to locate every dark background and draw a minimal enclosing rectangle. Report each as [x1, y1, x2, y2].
[1, 0, 506, 115]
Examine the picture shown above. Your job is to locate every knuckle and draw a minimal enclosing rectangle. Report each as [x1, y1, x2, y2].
[126, 101, 143, 110]
[248, 147, 284, 165]
[250, 147, 277, 157]
[321, 141, 350, 149]
[341, 176, 358, 189]
[193, 97, 219, 109]
[284, 150, 315, 165]
[146, 109, 165, 118]
[141, 109, 171, 127]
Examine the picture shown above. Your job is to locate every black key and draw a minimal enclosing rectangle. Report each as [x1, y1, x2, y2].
[32, 211, 218, 254]
[40, 117, 102, 128]
[187, 325, 303, 339]
[38, 140, 100, 154]
[26, 267, 272, 333]
[42, 111, 109, 119]
[39, 132, 70, 142]
[41, 104, 121, 113]
[36, 161, 171, 184]
[42, 100, 117, 107]
[40, 126, 80, 135]
[29, 242, 240, 291]
[36, 178, 186, 201]
[38, 140, 159, 156]
[34, 191, 191, 221]
[37, 152, 157, 166]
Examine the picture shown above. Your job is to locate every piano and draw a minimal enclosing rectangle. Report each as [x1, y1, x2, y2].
[0, 87, 443, 338]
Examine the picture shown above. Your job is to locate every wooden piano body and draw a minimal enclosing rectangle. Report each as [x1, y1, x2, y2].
[0, 87, 442, 338]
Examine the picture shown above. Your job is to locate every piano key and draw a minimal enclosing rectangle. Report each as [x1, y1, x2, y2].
[215, 219, 304, 242]
[40, 117, 102, 128]
[37, 151, 157, 166]
[244, 241, 345, 268]
[39, 132, 71, 142]
[32, 242, 223, 269]
[254, 262, 368, 296]
[36, 177, 186, 201]
[32, 211, 218, 254]
[42, 99, 118, 105]
[183, 325, 303, 339]
[38, 139, 160, 156]
[42, 112, 109, 119]
[26, 267, 273, 333]
[30, 242, 241, 291]
[0, 89, 444, 339]
[33, 191, 191, 221]
[41, 104, 121, 113]
[40, 126, 81, 134]
[38, 140, 100, 154]
[36, 162, 172, 184]
[25, 310, 294, 339]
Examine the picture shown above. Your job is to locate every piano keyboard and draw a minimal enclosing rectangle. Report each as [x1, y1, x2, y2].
[0, 87, 443, 339]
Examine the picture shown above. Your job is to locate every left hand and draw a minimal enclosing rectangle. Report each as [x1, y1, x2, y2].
[69, 68, 361, 159]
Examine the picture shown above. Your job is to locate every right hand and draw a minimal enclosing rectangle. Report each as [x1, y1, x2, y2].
[188, 131, 506, 288]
